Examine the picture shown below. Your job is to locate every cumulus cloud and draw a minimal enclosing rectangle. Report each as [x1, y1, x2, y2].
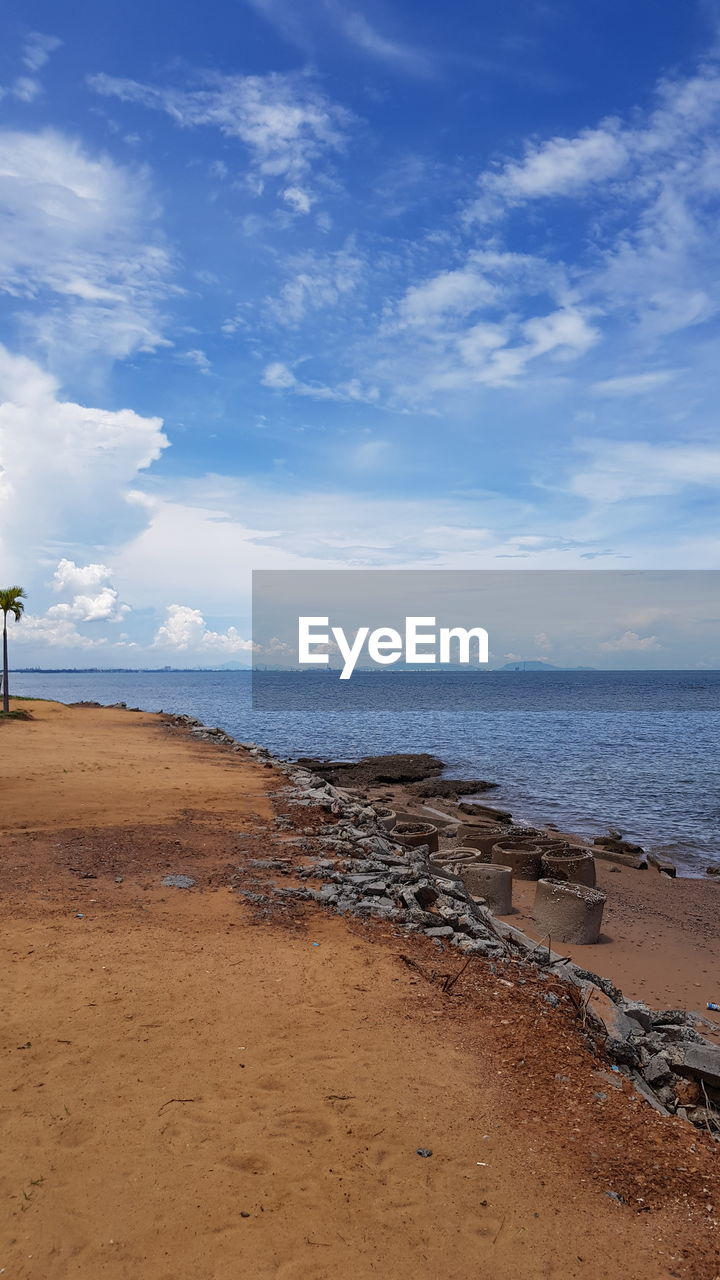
[14, 615, 109, 648]
[0, 128, 172, 363]
[598, 630, 661, 652]
[0, 345, 168, 569]
[47, 558, 130, 623]
[153, 604, 255, 653]
[89, 69, 352, 211]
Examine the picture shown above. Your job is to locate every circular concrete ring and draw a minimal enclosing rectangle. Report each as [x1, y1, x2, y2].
[532, 878, 606, 944]
[462, 863, 513, 914]
[491, 840, 543, 881]
[541, 849, 596, 887]
[393, 822, 439, 854]
[375, 808, 397, 831]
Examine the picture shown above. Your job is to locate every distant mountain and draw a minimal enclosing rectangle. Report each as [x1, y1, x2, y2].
[495, 661, 597, 671]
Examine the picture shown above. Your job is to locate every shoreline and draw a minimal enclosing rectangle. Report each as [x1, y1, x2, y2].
[7, 675, 717, 875]
[294, 754, 720, 1039]
[2, 698, 720, 1278]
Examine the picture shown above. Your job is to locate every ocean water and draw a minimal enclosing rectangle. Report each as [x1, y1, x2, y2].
[8, 669, 720, 876]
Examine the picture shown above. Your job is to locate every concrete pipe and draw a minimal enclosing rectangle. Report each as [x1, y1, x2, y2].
[541, 848, 596, 888]
[375, 807, 397, 832]
[532, 878, 607, 944]
[491, 840, 543, 881]
[462, 863, 513, 914]
[393, 821, 439, 854]
[428, 851, 482, 883]
[457, 830, 505, 862]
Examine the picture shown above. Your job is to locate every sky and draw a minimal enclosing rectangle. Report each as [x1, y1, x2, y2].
[1, 0, 719, 667]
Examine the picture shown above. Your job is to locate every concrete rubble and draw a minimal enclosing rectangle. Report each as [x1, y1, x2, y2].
[166, 713, 720, 1137]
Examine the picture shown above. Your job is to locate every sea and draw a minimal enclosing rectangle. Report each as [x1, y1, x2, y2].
[9, 669, 720, 877]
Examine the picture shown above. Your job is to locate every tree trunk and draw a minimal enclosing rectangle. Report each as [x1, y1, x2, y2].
[2, 616, 8, 715]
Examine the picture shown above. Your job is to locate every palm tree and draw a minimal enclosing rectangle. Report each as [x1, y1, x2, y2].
[1, 587, 26, 714]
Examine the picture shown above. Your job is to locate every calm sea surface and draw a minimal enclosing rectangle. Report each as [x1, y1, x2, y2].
[9, 670, 720, 876]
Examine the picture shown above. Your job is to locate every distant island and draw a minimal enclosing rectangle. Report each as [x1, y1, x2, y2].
[495, 661, 597, 672]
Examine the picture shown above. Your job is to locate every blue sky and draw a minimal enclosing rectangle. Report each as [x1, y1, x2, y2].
[1, 0, 719, 666]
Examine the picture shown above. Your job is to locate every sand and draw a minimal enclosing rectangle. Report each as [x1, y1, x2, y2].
[504, 867, 720, 1045]
[1, 701, 719, 1279]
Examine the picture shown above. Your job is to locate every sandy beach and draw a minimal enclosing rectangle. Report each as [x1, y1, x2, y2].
[1, 700, 719, 1279]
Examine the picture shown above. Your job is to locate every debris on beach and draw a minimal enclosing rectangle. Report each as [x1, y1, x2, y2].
[162, 873, 196, 889]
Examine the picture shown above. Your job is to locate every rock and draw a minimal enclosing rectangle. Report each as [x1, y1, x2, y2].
[581, 984, 641, 1064]
[425, 926, 455, 939]
[643, 1053, 672, 1086]
[675, 1044, 720, 1089]
[594, 835, 644, 855]
[630, 1073, 671, 1115]
[162, 874, 196, 889]
[652, 1024, 704, 1044]
[647, 853, 677, 877]
[458, 802, 513, 822]
[592, 847, 648, 870]
[650, 1009, 693, 1027]
[622, 1002, 653, 1032]
[296, 754, 445, 787]
[706, 865, 720, 876]
[408, 778, 499, 797]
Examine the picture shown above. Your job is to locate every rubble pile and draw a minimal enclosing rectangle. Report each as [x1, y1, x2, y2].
[165, 714, 720, 1136]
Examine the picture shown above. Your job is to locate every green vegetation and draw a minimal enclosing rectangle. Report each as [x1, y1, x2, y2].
[1, 586, 26, 715]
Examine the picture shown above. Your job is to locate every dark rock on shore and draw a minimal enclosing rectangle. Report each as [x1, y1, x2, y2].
[594, 835, 645, 856]
[295, 753, 445, 787]
[407, 778, 499, 798]
[457, 802, 513, 822]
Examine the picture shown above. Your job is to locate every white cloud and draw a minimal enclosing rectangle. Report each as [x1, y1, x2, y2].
[260, 360, 379, 401]
[244, 0, 434, 77]
[470, 126, 629, 221]
[378, 251, 601, 395]
[0, 128, 172, 362]
[282, 185, 313, 214]
[399, 269, 499, 327]
[598, 630, 661, 652]
[264, 245, 363, 325]
[323, 3, 435, 78]
[23, 32, 62, 72]
[0, 32, 61, 104]
[89, 70, 352, 211]
[14, 615, 108, 648]
[180, 348, 212, 375]
[153, 604, 255, 653]
[47, 558, 129, 623]
[590, 371, 677, 396]
[568, 439, 720, 503]
[468, 62, 720, 223]
[0, 345, 168, 571]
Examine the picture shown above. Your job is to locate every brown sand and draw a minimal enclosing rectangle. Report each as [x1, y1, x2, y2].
[1, 701, 719, 1279]
[504, 868, 720, 1044]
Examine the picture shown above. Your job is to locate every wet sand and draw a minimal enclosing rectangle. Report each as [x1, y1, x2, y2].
[1, 701, 719, 1279]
